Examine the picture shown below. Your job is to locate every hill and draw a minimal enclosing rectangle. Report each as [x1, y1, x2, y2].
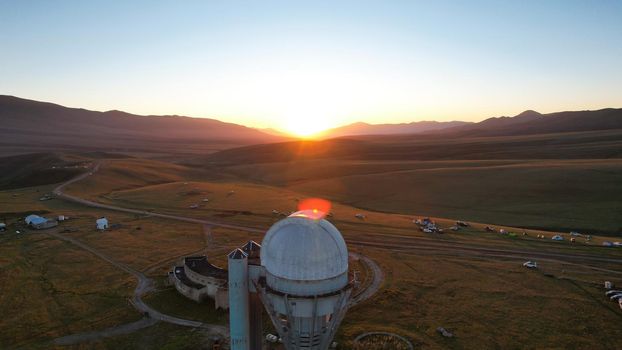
[0, 95, 284, 157]
[202, 130, 622, 233]
[0, 153, 86, 190]
[319, 120, 471, 138]
[204, 129, 622, 164]
[315, 108, 622, 139]
[445, 108, 622, 136]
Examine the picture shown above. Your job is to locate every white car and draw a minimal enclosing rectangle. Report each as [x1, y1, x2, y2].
[523, 261, 537, 269]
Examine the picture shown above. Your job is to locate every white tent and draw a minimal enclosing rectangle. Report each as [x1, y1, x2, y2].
[25, 215, 47, 226]
[96, 217, 109, 230]
[25, 214, 40, 225]
[551, 235, 564, 241]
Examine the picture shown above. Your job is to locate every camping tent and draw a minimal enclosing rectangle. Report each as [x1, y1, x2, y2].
[25, 215, 47, 226]
[25, 214, 41, 225]
[96, 217, 109, 230]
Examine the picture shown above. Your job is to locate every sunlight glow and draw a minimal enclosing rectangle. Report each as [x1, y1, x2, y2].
[283, 112, 333, 138]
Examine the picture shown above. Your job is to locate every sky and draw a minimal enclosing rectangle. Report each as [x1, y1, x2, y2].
[1, 0, 621, 136]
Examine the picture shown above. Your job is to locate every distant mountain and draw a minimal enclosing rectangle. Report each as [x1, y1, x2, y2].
[443, 108, 622, 136]
[258, 127, 290, 137]
[319, 120, 471, 138]
[0, 95, 284, 156]
[205, 107, 622, 164]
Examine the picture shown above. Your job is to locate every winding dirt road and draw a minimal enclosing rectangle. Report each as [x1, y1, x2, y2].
[48, 229, 228, 346]
[50, 162, 384, 345]
[53, 162, 263, 233]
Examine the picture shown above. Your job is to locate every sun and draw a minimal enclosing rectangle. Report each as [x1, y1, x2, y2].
[280, 106, 336, 138]
[284, 118, 331, 138]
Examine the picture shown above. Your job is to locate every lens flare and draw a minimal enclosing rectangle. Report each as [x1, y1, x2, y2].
[291, 198, 332, 220]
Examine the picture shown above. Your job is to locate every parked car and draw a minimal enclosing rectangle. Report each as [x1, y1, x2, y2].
[523, 261, 537, 269]
[605, 290, 622, 297]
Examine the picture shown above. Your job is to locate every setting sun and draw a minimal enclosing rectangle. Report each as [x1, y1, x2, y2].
[283, 116, 331, 138]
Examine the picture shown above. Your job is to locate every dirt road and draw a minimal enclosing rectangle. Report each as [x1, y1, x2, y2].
[349, 252, 384, 307]
[48, 229, 227, 345]
[52, 163, 263, 233]
[50, 162, 383, 345]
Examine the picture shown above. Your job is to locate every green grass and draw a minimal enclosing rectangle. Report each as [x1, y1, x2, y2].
[338, 248, 622, 349]
[0, 153, 84, 191]
[208, 158, 622, 234]
[55, 322, 217, 350]
[0, 230, 137, 349]
[3, 155, 622, 349]
[143, 287, 228, 325]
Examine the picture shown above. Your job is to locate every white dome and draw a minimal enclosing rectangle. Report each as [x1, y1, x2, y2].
[260, 213, 348, 283]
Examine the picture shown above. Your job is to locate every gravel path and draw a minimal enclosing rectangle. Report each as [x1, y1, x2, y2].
[349, 252, 384, 307]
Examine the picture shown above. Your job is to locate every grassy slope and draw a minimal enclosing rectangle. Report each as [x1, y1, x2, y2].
[208, 158, 622, 234]
[0, 153, 85, 191]
[0, 230, 137, 349]
[4, 156, 622, 349]
[340, 248, 622, 349]
[79, 159, 622, 348]
[285, 159, 622, 234]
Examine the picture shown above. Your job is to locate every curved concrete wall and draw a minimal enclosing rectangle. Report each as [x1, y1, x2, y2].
[184, 265, 226, 298]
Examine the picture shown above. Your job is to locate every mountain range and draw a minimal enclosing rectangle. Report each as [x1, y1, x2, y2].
[0, 95, 283, 156]
[1, 95, 621, 156]
[318, 120, 471, 138]
[440, 109, 622, 137]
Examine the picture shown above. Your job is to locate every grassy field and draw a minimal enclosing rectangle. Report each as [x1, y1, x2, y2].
[201, 129, 622, 235]
[338, 247, 622, 349]
[2, 153, 622, 349]
[0, 229, 137, 349]
[99, 322, 221, 350]
[205, 158, 622, 234]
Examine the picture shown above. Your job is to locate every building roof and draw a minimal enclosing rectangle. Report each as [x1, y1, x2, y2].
[228, 248, 247, 260]
[260, 214, 348, 281]
[184, 256, 228, 279]
[242, 240, 261, 258]
[173, 266, 205, 289]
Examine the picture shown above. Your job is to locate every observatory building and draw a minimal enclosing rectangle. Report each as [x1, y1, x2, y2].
[228, 210, 352, 350]
[170, 210, 351, 349]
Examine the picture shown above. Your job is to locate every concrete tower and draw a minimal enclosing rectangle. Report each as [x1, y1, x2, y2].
[242, 240, 263, 350]
[228, 248, 250, 350]
[255, 210, 352, 350]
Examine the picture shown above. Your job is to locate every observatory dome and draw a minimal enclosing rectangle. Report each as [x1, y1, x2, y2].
[260, 211, 349, 295]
